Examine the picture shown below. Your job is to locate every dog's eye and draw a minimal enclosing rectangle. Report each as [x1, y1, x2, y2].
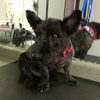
[34, 29, 41, 37]
[48, 30, 58, 38]
[37, 32, 41, 36]
[52, 33, 58, 38]
[36, 32, 41, 37]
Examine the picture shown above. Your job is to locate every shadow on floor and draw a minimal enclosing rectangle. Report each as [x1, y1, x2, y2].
[0, 62, 100, 100]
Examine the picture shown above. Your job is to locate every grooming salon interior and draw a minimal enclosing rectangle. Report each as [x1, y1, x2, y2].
[0, 0, 100, 100]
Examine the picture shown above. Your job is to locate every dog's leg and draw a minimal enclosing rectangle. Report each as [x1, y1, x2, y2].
[18, 53, 36, 88]
[75, 50, 88, 60]
[18, 65, 35, 88]
[49, 70, 60, 81]
[38, 66, 50, 92]
[79, 50, 88, 60]
[19, 66, 40, 88]
[18, 58, 27, 83]
[63, 62, 79, 86]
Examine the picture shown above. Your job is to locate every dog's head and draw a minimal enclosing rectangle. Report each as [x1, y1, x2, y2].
[80, 19, 100, 39]
[26, 10, 81, 62]
[89, 22, 100, 39]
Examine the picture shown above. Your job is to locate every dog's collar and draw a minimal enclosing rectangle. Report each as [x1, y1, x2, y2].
[63, 42, 71, 58]
[78, 26, 97, 40]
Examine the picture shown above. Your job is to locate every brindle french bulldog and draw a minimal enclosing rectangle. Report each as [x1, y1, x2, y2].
[18, 10, 82, 92]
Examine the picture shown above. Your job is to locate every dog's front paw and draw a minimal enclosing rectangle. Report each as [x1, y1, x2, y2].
[50, 74, 60, 81]
[38, 83, 50, 92]
[65, 79, 79, 86]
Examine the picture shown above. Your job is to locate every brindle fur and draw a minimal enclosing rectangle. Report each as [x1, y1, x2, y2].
[18, 10, 81, 92]
[71, 20, 100, 60]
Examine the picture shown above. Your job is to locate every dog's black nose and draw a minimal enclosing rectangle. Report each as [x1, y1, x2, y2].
[32, 57, 43, 61]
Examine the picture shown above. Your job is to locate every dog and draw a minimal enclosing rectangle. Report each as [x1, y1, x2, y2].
[71, 19, 100, 60]
[18, 10, 82, 92]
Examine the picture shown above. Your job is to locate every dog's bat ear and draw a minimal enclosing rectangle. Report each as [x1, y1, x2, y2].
[62, 10, 82, 34]
[26, 10, 42, 29]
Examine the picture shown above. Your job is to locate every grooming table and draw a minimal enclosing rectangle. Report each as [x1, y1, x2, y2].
[0, 62, 100, 100]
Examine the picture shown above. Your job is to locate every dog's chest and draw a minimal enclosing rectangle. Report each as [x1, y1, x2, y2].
[49, 46, 73, 70]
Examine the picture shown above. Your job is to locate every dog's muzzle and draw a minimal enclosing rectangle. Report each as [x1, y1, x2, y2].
[32, 54, 43, 61]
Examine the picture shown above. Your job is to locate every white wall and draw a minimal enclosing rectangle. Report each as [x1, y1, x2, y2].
[22, 0, 33, 29]
[87, 1, 100, 57]
[0, 0, 7, 21]
[90, 1, 100, 22]
[48, 0, 65, 19]
[38, 0, 46, 20]
[38, 0, 65, 20]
